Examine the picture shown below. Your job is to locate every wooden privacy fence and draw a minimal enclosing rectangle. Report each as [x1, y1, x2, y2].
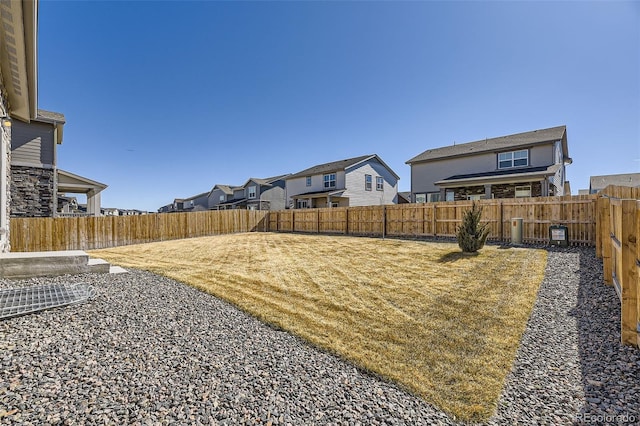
[268, 195, 597, 245]
[596, 185, 640, 347]
[10, 210, 269, 252]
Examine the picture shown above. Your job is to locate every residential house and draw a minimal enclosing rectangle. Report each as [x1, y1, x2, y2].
[588, 173, 640, 194]
[243, 175, 289, 211]
[207, 184, 237, 210]
[0, 0, 38, 251]
[182, 191, 209, 212]
[216, 186, 249, 210]
[286, 154, 399, 209]
[406, 126, 572, 202]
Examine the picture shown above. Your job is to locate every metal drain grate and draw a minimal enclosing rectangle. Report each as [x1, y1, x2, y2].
[0, 283, 96, 320]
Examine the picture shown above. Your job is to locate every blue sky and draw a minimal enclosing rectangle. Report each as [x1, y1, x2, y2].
[38, 1, 639, 212]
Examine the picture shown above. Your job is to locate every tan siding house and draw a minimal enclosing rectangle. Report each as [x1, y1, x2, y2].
[286, 154, 399, 208]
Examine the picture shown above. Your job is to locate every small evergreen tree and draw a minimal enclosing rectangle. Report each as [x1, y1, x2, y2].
[457, 202, 490, 253]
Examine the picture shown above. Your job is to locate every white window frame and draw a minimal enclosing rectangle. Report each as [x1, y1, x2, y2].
[248, 185, 257, 199]
[306, 176, 311, 187]
[365, 174, 372, 191]
[445, 190, 455, 202]
[515, 185, 531, 198]
[331, 202, 339, 208]
[323, 173, 336, 189]
[296, 199, 308, 209]
[498, 149, 529, 169]
[219, 195, 225, 202]
[376, 176, 383, 191]
[415, 193, 426, 203]
[467, 194, 483, 201]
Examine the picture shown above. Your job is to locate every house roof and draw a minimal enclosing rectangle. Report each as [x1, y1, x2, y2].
[589, 173, 640, 192]
[287, 154, 400, 180]
[435, 164, 560, 187]
[36, 109, 66, 124]
[397, 191, 412, 203]
[0, 0, 38, 122]
[406, 125, 568, 164]
[242, 174, 290, 188]
[291, 189, 346, 198]
[57, 169, 108, 194]
[218, 197, 247, 206]
[183, 191, 209, 202]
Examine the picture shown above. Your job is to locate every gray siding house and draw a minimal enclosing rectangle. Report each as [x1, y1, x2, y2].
[207, 185, 237, 210]
[406, 126, 572, 202]
[244, 175, 288, 211]
[11, 110, 107, 217]
[182, 191, 209, 212]
[286, 154, 399, 209]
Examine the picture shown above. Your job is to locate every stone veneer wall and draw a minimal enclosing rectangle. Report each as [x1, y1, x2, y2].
[453, 181, 544, 200]
[10, 165, 55, 217]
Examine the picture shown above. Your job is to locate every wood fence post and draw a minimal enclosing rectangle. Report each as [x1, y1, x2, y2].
[345, 208, 349, 235]
[602, 197, 613, 285]
[636, 200, 640, 348]
[499, 201, 504, 242]
[433, 204, 437, 237]
[292, 210, 296, 233]
[382, 205, 386, 239]
[596, 196, 603, 258]
[621, 199, 637, 345]
[317, 208, 320, 233]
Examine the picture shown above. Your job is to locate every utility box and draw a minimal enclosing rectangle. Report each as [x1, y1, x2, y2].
[511, 218, 523, 245]
[549, 225, 569, 247]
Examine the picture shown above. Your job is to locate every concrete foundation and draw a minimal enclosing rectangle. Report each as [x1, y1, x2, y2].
[0, 250, 114, 279]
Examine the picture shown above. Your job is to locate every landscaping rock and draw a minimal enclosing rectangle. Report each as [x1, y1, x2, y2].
[0, 246, 638, 425]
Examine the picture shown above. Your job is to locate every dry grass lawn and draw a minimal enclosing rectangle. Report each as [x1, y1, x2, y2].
[90, 232, 547, 422]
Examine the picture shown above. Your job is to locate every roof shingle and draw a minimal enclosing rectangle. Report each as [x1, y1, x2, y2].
[406, 126, 566, 164]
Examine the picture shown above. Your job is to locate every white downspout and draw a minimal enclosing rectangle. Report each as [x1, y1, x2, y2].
[0, 117, 10, 252]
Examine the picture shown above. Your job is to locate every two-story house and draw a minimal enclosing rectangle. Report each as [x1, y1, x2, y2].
[207, 184, 236, 210]
[243, 175, 289, 211]
[406, 126, 572, 202]
[11, 110, 107, 217]
[589, 173, 640, 194]
[286, 154, 399, 209]
[182, 191, 209, 212]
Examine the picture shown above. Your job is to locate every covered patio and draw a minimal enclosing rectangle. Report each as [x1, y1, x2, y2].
[57, 169, 107, 217]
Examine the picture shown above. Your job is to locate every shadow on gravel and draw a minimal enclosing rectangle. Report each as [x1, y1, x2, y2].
[572, 249, 640, 425]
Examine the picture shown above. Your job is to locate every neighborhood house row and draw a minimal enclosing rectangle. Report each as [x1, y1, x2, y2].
[160, 125, 572, 212]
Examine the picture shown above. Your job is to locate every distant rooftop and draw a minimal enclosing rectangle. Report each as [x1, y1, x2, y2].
[589, 173, 640, 192]
[406, 125, 567, 164]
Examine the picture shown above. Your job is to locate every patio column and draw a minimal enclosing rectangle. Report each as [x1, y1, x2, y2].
[87, 189, 101, 217]
[484, 184, 492, 199]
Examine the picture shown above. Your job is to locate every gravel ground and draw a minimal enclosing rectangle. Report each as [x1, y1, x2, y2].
[1, 247, 639, 425]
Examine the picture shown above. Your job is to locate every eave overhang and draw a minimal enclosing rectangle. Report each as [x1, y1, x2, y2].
[0, 0, 38, 122]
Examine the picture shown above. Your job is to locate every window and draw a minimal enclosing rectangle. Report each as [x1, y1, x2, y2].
[219, 195, 225, 202]
[331, 202, 339, 208]
[296, 199, 308, 209]
[306, 176, 312, 187]
[467, 194, 483, 201]
[323, 173, 336, 188]
[427, 193, 440, 202]
[365, 174, 372, 191]
[376, 176, 384, 191]
[498, 150, 528, 169]
[445, 190, 455, 202]
[248, 186, 257, 199]
[515, 185, 531, 198]
[415, 194, 426, 203]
